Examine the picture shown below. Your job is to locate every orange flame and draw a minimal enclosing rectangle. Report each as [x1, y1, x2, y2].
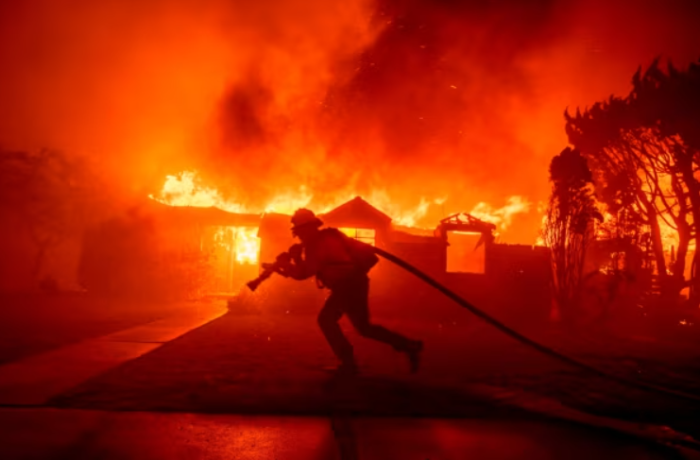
[469, 196, 531, 232]
[151, 171, 532, 244]
[150, 170, 453, 227]
[213, 226, 260, 265]
[152, 171, 249, 213]
[234, 228, 260, 264]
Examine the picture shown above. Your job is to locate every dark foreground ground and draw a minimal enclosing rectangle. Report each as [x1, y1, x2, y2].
[1, 293, 700, 458]
[0, 292, 195, 365]
[2, 408, 692, 460]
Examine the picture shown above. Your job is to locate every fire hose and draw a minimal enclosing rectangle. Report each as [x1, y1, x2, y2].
[372, 246, 700, 404]
[247, 246, 700, 403]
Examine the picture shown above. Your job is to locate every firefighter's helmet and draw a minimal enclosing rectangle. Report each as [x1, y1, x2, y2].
[291, 208, 323, 231]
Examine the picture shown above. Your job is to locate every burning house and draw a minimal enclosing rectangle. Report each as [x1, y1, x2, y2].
[86, 194, 550, 321]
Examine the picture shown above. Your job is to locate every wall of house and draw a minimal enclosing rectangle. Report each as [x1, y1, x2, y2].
[367, 238, 551, 324]
[248, 203, 553, 324]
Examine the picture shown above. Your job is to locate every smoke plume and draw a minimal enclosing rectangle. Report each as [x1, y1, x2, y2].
[1, 0, 699, 242]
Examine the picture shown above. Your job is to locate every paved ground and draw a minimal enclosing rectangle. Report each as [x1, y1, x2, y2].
[0, 300, 226, 405]
[0, 293, 202, 364]
[49, 311, 700, 439]
[1, 295, 699, 459]
[1, 408, 696, 460]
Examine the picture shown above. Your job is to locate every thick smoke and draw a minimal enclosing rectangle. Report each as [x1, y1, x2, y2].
[1, 0, 699, 242]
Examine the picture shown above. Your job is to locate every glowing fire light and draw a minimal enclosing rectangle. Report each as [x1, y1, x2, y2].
[234, 228, 260, 264]
[470, 196, 530, 231]
[340, 228, 376, 246]
[150, 170, 452, 227]
[151, 171, 531, 244]
[151, 171, 248, 213]
[264, 187, 314, 215]
[213, 226, 260, 265]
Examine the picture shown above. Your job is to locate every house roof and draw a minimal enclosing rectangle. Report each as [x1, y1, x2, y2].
[146, 200, 262, 227]
[258, 212, 293, 237]
[320, 196, 392, 229]
[144, 195, 396, 232]
[391, 229, 444, 245]
[438, 213, 496, 234]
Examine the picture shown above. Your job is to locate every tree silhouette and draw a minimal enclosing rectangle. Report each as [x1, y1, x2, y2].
[543, 147, 601, 324]
[565, 59, 700, 307]
[0, 149, 101, 288]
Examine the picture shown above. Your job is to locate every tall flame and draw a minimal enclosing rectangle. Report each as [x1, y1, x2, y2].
[153, 171, 249, 213]
[150, 170, 457, 227]
[234, 228, 260, 264]
[213, 226, 260, 265]
[469, 196, 531, 232]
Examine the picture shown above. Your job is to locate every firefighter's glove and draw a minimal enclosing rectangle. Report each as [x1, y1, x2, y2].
[288, 244, 304, 261]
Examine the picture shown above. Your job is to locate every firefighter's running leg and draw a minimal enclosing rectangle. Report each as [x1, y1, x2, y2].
[317, 292, 357, 373]
[344, 277, 423, 373]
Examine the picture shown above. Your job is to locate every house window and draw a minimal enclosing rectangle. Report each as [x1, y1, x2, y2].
[197, 226, 262, 294]
[446, 231, 485, 274]
[339, 228, 376, 246]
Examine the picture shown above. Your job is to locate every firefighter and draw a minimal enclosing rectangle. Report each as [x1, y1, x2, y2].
[275, 208, 423, 375]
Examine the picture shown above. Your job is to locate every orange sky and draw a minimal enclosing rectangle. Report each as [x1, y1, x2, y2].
[1, 0, 699, 243]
